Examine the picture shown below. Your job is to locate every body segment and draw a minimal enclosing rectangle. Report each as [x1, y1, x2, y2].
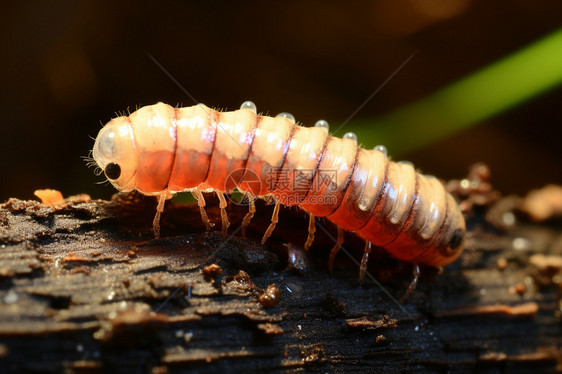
[168, 105, 217, 191]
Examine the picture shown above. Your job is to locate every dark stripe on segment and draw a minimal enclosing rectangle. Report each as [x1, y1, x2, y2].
[354, 156, 391, 232]
[434, 184, 450, 241]
[412, 184, 451, 262]
[236, 114, 262, 186]
[321, 141, 359, 216]
[165, 108, 180, 190]
[385, 170, 420, 246]
[270, 123, 297, 193]
[302, 134, 331, 201]
[200, 108, 220, 184]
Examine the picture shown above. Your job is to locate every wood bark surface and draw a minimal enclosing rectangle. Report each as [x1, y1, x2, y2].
[0, 191, 560, 373]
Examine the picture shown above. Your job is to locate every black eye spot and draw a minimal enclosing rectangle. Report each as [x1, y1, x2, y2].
[449, 228, 464, 250]
[104, 163, 121, 180]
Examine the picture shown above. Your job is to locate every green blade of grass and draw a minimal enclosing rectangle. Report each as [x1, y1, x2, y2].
[341, 28, 562, 155]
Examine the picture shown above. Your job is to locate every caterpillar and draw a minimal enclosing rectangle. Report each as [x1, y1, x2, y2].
[91, 101, 466, 277]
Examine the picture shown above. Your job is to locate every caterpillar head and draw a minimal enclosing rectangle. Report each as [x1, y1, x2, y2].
[92, 117, 137, 192]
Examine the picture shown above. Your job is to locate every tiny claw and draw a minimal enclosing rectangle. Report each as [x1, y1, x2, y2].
[261, 200, 281, 244]
[241, 193, 256, 238]
[359, 241, 372, 282]
[216, 191, 230, 235]
[328, 226, 344, 272]
[399, 264, 421, 303]
[152, 192, 168, 239]
[303, 213, 316, 250]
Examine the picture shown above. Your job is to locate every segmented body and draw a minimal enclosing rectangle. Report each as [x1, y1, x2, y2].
[92, 102, 466, 267]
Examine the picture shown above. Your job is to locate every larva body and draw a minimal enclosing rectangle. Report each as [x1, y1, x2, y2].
[92, 102, 465, 267]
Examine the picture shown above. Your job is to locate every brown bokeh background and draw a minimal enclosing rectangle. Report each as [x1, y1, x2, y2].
[1, 1, 561, 201]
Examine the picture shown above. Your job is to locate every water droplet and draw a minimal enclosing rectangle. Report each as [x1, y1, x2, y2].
[343, 132, 357, 143]
[276, 112, 295, 123]
[314, 119, 329, 131]
[240, 100, 257, 113]
[373, 145, 388, 156]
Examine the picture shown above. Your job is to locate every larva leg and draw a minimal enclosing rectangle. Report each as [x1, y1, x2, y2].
[261, 200, 281, 245]
[359, 241, 372, 282]
[328, 226, 344, 272]
[153, 192, 168, 239]
[399, 264, 421, 303]
[192, 190, 212, 231]
[303, 213, 316, 250]
[216, 191, 230, 235]
[241, 192, 256, 238]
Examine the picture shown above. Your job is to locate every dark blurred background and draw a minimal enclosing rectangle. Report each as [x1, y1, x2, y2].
[1, 1, 561, 202]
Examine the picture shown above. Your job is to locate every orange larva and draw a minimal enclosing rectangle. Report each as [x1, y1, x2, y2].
[91, 101, 466, 275]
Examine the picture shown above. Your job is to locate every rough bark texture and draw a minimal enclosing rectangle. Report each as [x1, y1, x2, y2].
[0, 191, 560, 373]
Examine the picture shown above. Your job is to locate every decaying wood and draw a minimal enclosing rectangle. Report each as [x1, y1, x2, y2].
[0, 190, 561, 373]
